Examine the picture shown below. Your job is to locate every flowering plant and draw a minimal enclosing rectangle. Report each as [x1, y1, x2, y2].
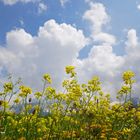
[0, 66, 140, 140]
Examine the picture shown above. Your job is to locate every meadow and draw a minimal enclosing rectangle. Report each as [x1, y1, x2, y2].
[0, 66, 140, 140]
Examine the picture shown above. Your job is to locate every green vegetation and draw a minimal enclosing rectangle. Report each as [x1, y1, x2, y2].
[0, 66, 140, 140]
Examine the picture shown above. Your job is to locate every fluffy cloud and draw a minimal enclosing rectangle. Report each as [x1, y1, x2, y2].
[93, 32, 116, 45]
[83, 2, 110, 34]
[76, 2, 140, 99]
[125, 29, 138, 49]
[81, 2, 120, 76]
[83, 2, 116, 46]
[0, 20, 87, 90]
[75, 43, 125, 98]
[124, 29, 140, 70]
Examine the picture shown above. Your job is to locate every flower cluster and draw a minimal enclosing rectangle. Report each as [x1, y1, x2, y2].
[0, 66, 140, 140]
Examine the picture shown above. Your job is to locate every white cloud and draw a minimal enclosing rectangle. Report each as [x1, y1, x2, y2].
[0, 20, 87, 90]
[75, 2, 140, 99]
[1, 0, 40, 5]
[83, 2, 115, 46]
[60, 0, 69, 7]
[19, 19, 24, 26]
[137, 4, 140, 10]
[38, 2, 47, 14]
[83, 2, 110, 34]
[124, 29, 140, 68]
[93, 32, 116, 45]
[75, 44, 124, 99]
[125, 29, 138, 48]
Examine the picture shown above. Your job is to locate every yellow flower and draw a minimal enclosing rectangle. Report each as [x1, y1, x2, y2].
[14, 98, 20, 104]
[1, 101, 9, 108]
[100, 132, 106, 139]
[110, 138, 118, 140]
[37, 128, 41, 133]
[136, 111, 140, 119]
[19, 85, 32, 97]
[122, 128, 131, 134]
[35, 92, 42, 99]
[43, 74, 52, 84]
[65, 65, 76, 77]
[18, 137, 26, 140]
[122, 71, 135, 84]
[3, 82, 13, 93]
[118, 85, 130, 95]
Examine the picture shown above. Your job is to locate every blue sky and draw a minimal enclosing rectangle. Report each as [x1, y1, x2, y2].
[1, 0, 140, 98]
[0, 0, 86, 42]
[1, 0, 140, 57]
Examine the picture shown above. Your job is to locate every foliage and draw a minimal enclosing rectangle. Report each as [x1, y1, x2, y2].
[0, 66, 140, 140]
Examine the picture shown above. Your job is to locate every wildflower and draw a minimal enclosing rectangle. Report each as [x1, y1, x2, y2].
[136, 111, 140, 120]
[110, 138, 118, 140]
[118, 85, 130, 95]
[19, 85, 32, 97]
[43, 74, 52, 84]
[1, 101, 9, 108]
[100, 132, 106, 139]
[14, 98, 20, 104]
[65, 65, 76, 77]
[88, 76, 101, 92]
[35, 92, 42, 99]
[18, 137, 26, 140]
[122, 128, 131, 134]
[3, 82, 13, 93]
[122, 71, 135, 85]
[37, 128, 41, 133]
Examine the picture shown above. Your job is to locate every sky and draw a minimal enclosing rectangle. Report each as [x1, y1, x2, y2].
[1, 0, 140, 99]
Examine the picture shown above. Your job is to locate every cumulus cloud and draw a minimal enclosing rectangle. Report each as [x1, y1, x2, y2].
[0, 20, 87, 90]
[125, 29, 138, 48]
[93, 32, 116, 46]
[75, 44, 124, 98]
[83, 2, 110, 34]
[79, 28, 140, 99]
[76, 1, 140, 99]
[83, 1, 115, 46]
[124, 29, 140, 69]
